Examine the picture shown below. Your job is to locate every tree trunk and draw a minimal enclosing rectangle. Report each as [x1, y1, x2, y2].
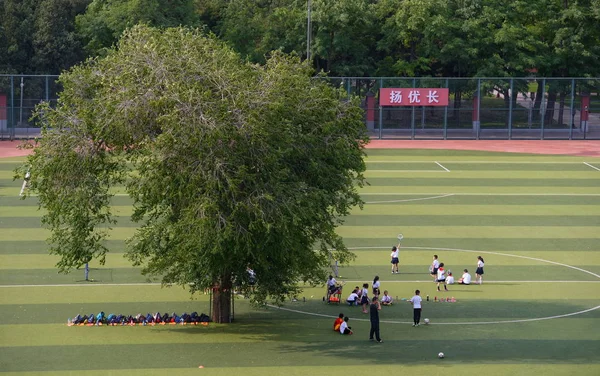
[211, 277, 233, 323]
[558, 91, 566, 126]
[453, 90, 462, 126]
[533, 81, 543, 121]
[545, 90, 557, 127]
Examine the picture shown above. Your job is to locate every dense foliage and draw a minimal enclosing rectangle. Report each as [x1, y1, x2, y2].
[19, 26, 368, 322]
[2, 0, 599, 77]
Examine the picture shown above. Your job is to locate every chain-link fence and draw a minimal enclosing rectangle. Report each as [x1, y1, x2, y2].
[2, 75, 599, 140]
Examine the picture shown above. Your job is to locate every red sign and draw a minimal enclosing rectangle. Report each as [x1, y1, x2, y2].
[379, 88, 449, 106]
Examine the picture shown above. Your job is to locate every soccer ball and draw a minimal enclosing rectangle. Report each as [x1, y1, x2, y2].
[438, 352, 445, 359]
[424, 318, 430, 324]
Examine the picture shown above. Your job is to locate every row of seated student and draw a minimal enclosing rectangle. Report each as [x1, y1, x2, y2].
[68, 312, 210, 326]
[346, 288, 394, 306]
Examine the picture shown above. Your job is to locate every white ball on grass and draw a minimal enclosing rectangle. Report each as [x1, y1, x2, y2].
[438, 352, 445, 359]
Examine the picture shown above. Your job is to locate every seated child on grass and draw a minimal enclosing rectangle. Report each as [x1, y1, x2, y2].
[380, 290, 393, 305]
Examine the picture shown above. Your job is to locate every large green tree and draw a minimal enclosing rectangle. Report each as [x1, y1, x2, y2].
[19, 25, 368, 323]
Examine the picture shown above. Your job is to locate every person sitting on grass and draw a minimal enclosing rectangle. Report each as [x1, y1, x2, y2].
[346, 289, 360, 306]
[339, 316, 353, 335]
[333, 313, 344, 331]
[380, 290, 393, 305]
[446, 271, 455, 285]
[459, 269, 472, 285]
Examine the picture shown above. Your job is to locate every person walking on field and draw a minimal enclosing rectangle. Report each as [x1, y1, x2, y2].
[390, 245, 399, 274]
[369, 296, 383, 343]
[409, 289, 423, 327]
[430, 255, 439, 280]
[476, 256, 485, 284]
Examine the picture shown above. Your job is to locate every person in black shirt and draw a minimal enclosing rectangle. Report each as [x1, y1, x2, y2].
[369, 296, 382, 343]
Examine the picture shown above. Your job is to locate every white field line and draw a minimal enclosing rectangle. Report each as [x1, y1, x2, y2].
[583, 162, 600, 172]
[267, 304, 600, 326]
[360, 193, 600, 196]
[364, 160, 594, 164]
[342, 280, 600, 284]
[435, 161, 450, 172]
[364, 193, 454, 204]
[367, 170, 447, 173]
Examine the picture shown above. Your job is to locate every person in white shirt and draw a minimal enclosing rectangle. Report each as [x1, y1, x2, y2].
[346, 289, 360, 306]
[372, 276, 381, 297]
[459, 269, 472, 285]
[390, 245, 400, 274]
[361, 283, 370, 313]
[436, 263, 448, 291]
[409, 289, 423, 326]
[339, 316, 353, 335]
[476, 256, 485, 284]
[430, 255, 440, 280]
[446, 271, 455, 285]
[380, 290, 393, 306]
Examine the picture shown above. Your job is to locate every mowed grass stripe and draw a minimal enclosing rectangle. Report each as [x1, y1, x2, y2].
[1, 238, 598, 256]
[364, 171, 600, 179]
[0, 240, 127, 254]
[352, 205, 600, 216]
[3, 339, 598, 372]
[0, 285, 201, 305]
[362, 177, 600, 187]
[365, 162, 595, 172]
[6, 204, 600, 217]
[4, 250, 599, 271]
[3, 215, 599, 228]
[358, 186, 600, 194]
[360, 195, 600, 205]
[1, 365, 599, 376]
[341, 215, 600, 227]
[2, 226, 598, 241]
[1, 226, 598, 241]
[5, 265, 596, 286]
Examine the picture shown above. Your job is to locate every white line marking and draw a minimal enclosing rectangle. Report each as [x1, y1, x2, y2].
[435, 161, 450, 172]
[365, 160, 594, 164]
[360, 193, 600, 196]
[583, 162, 600, 171]
[267, 304, 600, 326]
[365, 193, 454, 204]
[341, 280, 600, 284]
[367, 170, 446, 173]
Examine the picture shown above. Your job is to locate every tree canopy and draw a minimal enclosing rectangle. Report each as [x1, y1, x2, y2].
[20, 25, 368, 322]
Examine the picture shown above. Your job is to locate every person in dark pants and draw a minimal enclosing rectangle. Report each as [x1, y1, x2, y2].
[409, 289, 423, 327]
[369, 296, 382, 343]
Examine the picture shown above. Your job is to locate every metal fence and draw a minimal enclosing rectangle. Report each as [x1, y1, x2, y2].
[2, 75, 599, 140]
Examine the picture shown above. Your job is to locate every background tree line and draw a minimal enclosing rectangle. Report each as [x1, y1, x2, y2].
[2, 0, 600, 78]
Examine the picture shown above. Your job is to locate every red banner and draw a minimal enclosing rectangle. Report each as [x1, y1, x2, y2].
[379, 88, 449, 106]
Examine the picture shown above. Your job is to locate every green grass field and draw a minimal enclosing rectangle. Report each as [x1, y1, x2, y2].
[1, 149, 599, 375]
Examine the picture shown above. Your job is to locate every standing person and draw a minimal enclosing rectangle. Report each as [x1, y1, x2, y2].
[372, 276, 381, 297]
[369, 296, 382, 343]
[430, 255, 440, 280]
[390, 245, 399, 274]
[409, 289, 423, 327]
[361, 283, 370, 313]
[436, 262, 448, 291]
[476, 256, 485, 284]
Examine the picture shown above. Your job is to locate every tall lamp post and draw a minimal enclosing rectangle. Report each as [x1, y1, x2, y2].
[306, 0, 312, 61]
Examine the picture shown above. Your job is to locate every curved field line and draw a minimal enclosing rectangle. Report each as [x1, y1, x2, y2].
[364, 194, 454, 204]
